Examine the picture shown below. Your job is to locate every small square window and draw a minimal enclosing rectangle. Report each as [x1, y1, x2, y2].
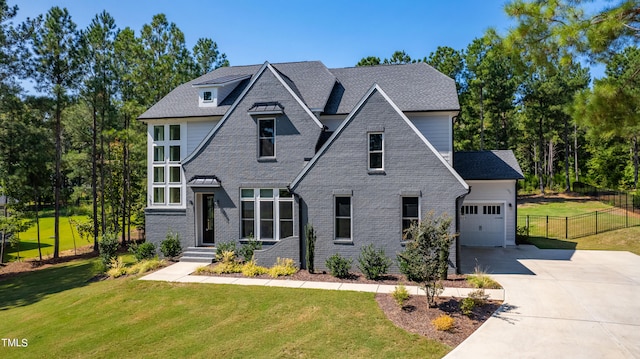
[153, 167, 164, 183]
[153, 126, 164, 141]
[153, 146, 165, 162]
[203, 91, 212, 102]
[241, 189, 254, 198]
[169, 187, 181, 204]
[260, 189, 273, 198]
[169, 125, 180, 141]
[153, 187, 165, 204]
[169, 166, 181, 183]
[169, 146, 180, 161]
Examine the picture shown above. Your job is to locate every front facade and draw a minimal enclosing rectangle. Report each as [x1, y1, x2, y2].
[140, 61, 522, 273]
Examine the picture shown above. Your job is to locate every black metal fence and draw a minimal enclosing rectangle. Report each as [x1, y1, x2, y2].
[518, 206, 640, 239]
[573, 182, 640, 212]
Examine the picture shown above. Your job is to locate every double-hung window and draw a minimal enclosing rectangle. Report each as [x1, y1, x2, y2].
[402, 197, 419, 239]
[368, 132, 384, 170]
[240, 188, 293, 240]
[151, 124, 183, 205]
[258, 118, 275, 158]
[335, 196, 352, 240]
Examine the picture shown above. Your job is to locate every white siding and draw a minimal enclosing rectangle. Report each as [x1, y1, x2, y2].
[462, 180, 518, 246]
[186, 121, 218, 155]
[408, 114, 451, 163]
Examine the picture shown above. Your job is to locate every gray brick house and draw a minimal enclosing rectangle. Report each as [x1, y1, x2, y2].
[139, 61, 523, 273]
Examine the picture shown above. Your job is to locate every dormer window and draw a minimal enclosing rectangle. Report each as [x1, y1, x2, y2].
[193, 74, 251, 108]
[203, 91, 212, 102]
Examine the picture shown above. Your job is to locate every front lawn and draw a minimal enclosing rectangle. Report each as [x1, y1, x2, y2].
[518, 199, 612, 217]
[0, 259, 450, 358]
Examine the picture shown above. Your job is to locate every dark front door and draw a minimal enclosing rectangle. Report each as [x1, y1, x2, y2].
[202, 194, 215, 244]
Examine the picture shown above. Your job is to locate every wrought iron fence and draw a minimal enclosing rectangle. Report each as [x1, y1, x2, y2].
[518, 206, 640, 239]
[573, 182, 640, 212]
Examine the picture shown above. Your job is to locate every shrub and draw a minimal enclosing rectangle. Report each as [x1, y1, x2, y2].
[357, 244, 391, 280]
[305, 223, 316, 273]
[107, 257, 127, 278]
[460, 297, 476, 316]
[128, 241, 157, 262]
[128, 258, 167, 275]
[242, 260, 268, 277]
[160, 231, 182, 259]
[194, 265, 215, 275]
[468, 289, 489, 305]
[239, 236, 262, 262]
[268, 257, 298, 278]
[397, 212, 454, 307]
[212, 261, 242, 274]
[325, 253, 352, 278]
[391, 285, 410, 307]
[218, 250, 236, 264]
[215, 241, 237, 261]
[99, 232, 120, 268]
[467, 266, 501, 289]
[431, 314, 455, 331]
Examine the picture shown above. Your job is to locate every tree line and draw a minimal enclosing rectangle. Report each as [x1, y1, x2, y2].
[0, 0, 638, 261]
[0, 1, 228, 261]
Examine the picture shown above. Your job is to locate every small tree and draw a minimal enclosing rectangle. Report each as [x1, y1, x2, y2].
[397, 211, 454, 307]
[305, 223, 316, 273]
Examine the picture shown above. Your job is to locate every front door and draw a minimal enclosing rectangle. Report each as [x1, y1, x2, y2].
[202, 194, 215, 244]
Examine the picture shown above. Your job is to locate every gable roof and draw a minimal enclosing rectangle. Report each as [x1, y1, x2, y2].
[182, 62, 323, 165]
[290, 84, 468, 190]
[453, 150, 524, 180]
[326, 62, 459, 114]
[138, 61, 460, 120]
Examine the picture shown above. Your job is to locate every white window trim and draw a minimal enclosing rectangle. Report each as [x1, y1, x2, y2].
[240, 188, 293, 241]
[334, 195, 353, 241]
[258, 118, 276, 159]
[148, 123, 186, 207]
[368, 132, 384, 171]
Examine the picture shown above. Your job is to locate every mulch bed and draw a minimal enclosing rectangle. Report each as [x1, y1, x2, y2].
[376, 294, 501, 347]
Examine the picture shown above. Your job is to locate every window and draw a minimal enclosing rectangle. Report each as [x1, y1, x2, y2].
[150, 124, 183, 206]
[169, 125, 180, 140]
[153, 167, 165, 183]
[461, 205, 478, 216]
[240, 188, 293, 240]
[335, 196, 352, 240]
[402, 197, 419, 236]
[258, 118, 275, 158]
[483, 205, 501, 215]
[203, 91, 212, 102]
[368, 133, 384, 170]
[153, 126, 164, 141]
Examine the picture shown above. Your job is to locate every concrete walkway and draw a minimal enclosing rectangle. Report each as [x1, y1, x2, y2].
[447, 245, 640, 358]
[140, 261, 504, 299]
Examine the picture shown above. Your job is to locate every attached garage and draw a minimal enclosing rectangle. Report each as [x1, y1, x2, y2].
[454, 151, 524, 247]
[460, 202, 505, 247]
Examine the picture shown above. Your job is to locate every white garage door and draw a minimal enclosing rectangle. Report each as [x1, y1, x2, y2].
[460, 203, 505, 247]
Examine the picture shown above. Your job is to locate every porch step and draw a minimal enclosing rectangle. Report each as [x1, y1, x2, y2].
[180, 247, 217, 263]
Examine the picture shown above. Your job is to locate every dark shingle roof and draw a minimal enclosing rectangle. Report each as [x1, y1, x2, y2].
[326, 63, 459, 114]
[193, 74, 251, 86]
[138, 61, 459, 120]
[454, 150, 524, 180]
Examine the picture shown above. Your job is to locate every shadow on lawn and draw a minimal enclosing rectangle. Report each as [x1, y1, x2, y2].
[2, 241, 53, 262]
[0, 259, 96, 310]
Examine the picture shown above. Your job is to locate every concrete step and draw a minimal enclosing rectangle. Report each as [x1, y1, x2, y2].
[179, 256, 215, 263]
[180, 246, 217, 263]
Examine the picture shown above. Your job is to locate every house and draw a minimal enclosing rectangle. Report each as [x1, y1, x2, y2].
[138, 61, 523, 273]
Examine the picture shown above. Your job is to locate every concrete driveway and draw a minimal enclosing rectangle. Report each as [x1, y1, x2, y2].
[446, 245, 640, 358]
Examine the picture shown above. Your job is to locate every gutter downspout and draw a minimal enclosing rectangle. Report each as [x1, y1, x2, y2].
[455, 186, 471, 274]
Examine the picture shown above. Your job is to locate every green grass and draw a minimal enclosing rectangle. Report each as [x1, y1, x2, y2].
[518, 200, 613, 217]
[526, 226, 640, 255]
[2, 213, 91, 262]
[0, 259, 450, 358]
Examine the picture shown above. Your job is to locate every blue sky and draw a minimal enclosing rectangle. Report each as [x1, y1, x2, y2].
[13, 0, 515, 68]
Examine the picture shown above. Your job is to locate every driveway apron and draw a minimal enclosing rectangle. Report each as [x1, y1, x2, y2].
[446, 245, 640, 359]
